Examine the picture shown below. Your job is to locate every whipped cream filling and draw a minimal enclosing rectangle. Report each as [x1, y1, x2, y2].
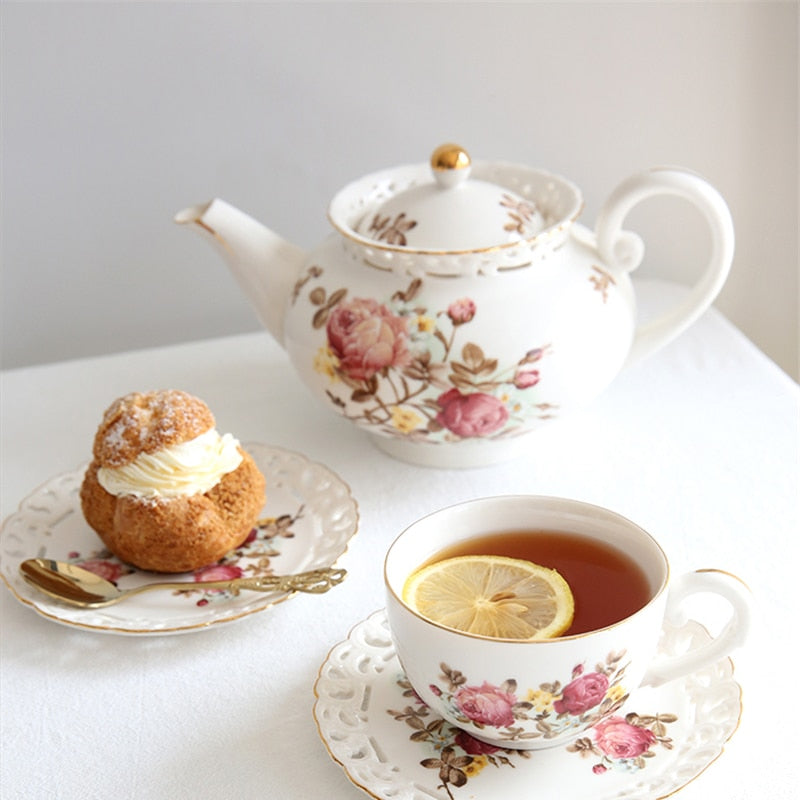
[97, 429, 243, 498]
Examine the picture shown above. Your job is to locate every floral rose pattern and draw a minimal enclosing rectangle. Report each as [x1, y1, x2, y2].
[293, 268, 560, 445]
[568, 711, 677, 775]
[65, 507, 304, 607]
[593, 716, 657, 758]
[553, 669, 610, 715]
[388, 675, 532, 800]
[435, 389, 509, 438]
[325, 297, 410, 381]
[389, 669, 678, 798]
[193, 563, 244, 583]
[447, 298, 476, 325]
[66, 553, 131, 583]
[431, 657, 629, 745]
[453, 681, 516, 727]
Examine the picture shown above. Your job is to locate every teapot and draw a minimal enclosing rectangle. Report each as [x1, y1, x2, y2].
[175, 144, 733, 468]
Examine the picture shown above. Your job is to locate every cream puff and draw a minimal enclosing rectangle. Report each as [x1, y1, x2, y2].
[80, 390, 265, 573]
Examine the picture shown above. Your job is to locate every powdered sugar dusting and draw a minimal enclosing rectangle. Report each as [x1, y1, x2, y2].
[94, 390, 215, 468]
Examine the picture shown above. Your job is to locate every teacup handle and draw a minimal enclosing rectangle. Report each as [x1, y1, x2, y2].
[641, 569, 752, 688]
[594, 168, 735, 367]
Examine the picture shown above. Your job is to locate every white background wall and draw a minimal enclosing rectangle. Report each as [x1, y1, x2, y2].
[2, 1, 797, 378]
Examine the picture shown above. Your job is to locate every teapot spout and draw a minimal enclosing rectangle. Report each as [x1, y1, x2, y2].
[174, 199, 306, 346]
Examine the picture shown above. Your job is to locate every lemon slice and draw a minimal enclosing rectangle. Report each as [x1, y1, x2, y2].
[402, 555, 575, 640]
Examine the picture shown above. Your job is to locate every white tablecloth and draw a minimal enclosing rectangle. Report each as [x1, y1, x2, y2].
[2, 281, 798, 799]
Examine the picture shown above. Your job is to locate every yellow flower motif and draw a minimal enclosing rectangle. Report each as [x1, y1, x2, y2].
[526, 688, 556, 713]
[607, 684, 627, 703]
[415, 315, 436, 333]
[463, 755, 488, 776]
[313, 346, 339, 380]
[390, 406, 423, 434]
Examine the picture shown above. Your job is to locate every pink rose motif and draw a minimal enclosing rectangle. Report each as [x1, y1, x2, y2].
[447, 298, 476, 325]
[454, 682, 517, 728]
[513, 364, 540, 389]
[454, 730, 501, 755]
[523, 347, 546, 363]
[593, 716, 656, 759]
[553, 672, 610, 715]
[77, 559, 126, 583]
[326, 297, 410, 381]
[239, 528, 258, 547]
[593, 763, 608, 774]
[436, 389, 509, 438]
[193, 564, 243, 582]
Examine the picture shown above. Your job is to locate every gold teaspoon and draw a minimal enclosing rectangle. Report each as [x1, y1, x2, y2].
[19, 558, 346, 608]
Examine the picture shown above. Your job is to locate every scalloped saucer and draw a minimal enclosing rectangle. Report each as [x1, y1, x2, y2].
[314, 610, 742, 800]
[0, 443, 358, 635]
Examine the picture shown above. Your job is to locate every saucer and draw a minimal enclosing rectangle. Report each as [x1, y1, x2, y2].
[0, 443, 358, 635]
[313, 610, 742, 800]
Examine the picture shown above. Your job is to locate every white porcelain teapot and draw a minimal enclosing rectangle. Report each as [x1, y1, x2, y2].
[176, 144, 733, 467]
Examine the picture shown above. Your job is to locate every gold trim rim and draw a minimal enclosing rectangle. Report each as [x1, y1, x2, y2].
[361, 257, 535, 276]
[312, 608, 743, 800]
[327, 159, 585, 257]
[0, 443, 360, 636]
[312, 611, 390, 800]
[383, 495, 670, 644]
[328, 210, 583, 258]
[0, 567, 297, 634]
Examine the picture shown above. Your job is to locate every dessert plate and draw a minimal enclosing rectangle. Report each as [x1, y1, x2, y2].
[313, 610, 743, 800]
[0, 443, 358, 635]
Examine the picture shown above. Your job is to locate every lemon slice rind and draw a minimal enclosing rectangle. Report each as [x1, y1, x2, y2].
[402, 555, 575, 640]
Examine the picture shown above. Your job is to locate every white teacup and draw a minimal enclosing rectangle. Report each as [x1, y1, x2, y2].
[384, 495, 751, 750]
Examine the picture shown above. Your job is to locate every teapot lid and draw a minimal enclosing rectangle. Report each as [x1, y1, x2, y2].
[353, 144, 548, 251]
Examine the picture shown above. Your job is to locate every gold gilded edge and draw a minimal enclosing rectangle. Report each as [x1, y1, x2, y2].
[328, 203, 585, 258]
[310, 609, 743, 799]
[311, 609, 386, 800]
[0, 444, 360, 636]
[695, 566, 752, 592]
[652, 569, 747, 797]
[362, 258, 534, 276]
[0, 565, 298, 635]
[658, 650, 743, 798]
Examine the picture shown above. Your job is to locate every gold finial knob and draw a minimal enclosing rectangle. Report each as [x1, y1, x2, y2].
[430, 143, 471, 171]
[431, 144, 471, 189]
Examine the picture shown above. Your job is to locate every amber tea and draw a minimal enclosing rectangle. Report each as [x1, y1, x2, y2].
[426, 530, 652, 636]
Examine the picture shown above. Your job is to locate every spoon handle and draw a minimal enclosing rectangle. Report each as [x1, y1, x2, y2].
[133, 566, 347, 596]
[224, 567, 347, 594]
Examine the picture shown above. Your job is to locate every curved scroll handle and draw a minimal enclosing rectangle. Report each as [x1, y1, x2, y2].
[143, 567, 347, 596]
[641, 569, 752, 688]
[235, 567, 347, 594]
[595, 168, 735, 367]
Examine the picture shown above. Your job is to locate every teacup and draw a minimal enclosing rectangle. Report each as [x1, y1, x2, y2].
[384, 495, 751, 750]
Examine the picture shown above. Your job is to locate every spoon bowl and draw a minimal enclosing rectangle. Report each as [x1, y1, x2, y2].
[19, 558, 346, 608]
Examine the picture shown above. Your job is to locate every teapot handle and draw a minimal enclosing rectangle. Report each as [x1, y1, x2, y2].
[594, 168, 734, 367]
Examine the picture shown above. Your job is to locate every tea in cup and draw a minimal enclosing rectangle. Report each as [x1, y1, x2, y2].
[384, 495, 751, 750]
